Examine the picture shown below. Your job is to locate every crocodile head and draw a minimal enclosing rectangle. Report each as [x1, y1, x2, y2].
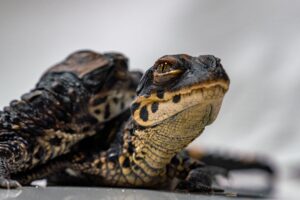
[46, 50, 142, 122]
[130, 54, 230, 169]
[132, 54, 229, 127]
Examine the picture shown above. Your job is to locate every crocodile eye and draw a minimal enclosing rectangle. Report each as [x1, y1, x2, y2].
[156, 62, 172, 74]
[153, 62, 183, 84]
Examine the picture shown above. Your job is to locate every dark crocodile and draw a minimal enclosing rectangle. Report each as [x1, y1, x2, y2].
[1, 53, 275, 194]
[0, 50, 141, 188]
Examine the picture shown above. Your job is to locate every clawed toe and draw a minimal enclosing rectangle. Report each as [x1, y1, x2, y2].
[176, 180, 224, 193]
[176, 167, 225, 194]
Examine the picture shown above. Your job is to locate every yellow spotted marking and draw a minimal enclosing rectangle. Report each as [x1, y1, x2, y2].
[132, 80, 228, 127]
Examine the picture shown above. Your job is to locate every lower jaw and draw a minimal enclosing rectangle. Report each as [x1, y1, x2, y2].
[132, 99, 218, 170]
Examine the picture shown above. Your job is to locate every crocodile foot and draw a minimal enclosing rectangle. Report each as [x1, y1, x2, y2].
[0, 178, 21, 189]
[176, 167, 225, 193]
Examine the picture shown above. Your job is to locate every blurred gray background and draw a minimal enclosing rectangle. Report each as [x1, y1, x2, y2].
[0, 0, 299, 198]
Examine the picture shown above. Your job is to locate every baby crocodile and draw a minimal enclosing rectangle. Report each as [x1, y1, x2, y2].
[0, 50, 141, 188]
[2, 53, 275, 193]
[15, 54, 232, 192]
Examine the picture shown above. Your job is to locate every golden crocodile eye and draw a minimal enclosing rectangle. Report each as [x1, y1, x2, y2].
[156, 62, 172, 74]
[153, 64, 183, 85]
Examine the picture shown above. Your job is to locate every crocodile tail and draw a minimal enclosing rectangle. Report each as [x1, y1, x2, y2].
[187, 148, 276, 197]
[186, 148, 276, 176]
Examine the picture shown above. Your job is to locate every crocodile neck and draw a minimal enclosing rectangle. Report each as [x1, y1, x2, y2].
[129, 103, 212, 175]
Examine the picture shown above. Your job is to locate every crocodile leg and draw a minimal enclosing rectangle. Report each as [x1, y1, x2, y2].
[0, 73, 95, 189]
[10, 149, 226, 191]
[0, 158, 21, 188]
[11, 155, 72, 186]
[169, 149, 276, 196]
[11, 149, 116, 187]
[40, 148, 227, 191]
[166, 151, 226, 193]
[11, 157, 100, 187]
[0, 131, 31, 188]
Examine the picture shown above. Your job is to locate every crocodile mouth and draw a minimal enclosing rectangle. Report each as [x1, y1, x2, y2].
[132, 81, 228, 127]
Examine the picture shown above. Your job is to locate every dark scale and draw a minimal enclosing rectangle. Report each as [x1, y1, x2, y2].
[127, 141, 135, 154]
[94, 109, 101, 115]
[112, 97, 119, 104]
[156, 90, 165, 99]
[107, 152, 119, 162]
[139, 106, 149, 122]
[171, 155, 180, 166]
[122, 157, 130, 168]
[92, 96, 108, 106]
[120, 102, 125, 110]
[21, 91, 43, 103]
[130, 102, 140, 114]
[51, 81, 65, 93]
[49, 137, 62, 146]
[104, 104, 111, 119]
[172, 94, 181, 103]
[151, 102, 159, 113]
[34, 147, 45, 160]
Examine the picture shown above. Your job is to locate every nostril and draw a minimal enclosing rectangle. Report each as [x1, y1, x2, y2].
[198, 55, 219, 71]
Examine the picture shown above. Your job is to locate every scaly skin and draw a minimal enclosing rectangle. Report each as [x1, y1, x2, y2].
[10, 54, 275, 195]
[13, 54, 230, 192]
[0, 50, 141, 188]
[68, 54, 230, 191]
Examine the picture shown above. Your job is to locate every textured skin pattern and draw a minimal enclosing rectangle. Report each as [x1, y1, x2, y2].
[0, 50, 141, 188]
[4, 53, 275, 194]
[15, 54, 231, 192]
[64, 55, 274, 192]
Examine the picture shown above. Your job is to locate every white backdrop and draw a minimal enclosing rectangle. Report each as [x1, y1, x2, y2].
[0, 0, 300, 195]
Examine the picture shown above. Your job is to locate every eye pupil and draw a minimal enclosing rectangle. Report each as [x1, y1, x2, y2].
[157, 62, 171, 73]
